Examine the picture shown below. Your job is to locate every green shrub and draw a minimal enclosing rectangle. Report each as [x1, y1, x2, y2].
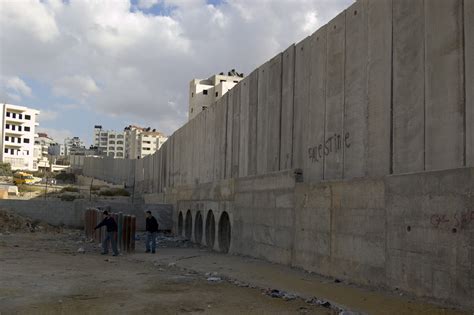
[18, 185, 43, 193]
[60, 194, 77, 201]
[90, 185, 102, 191]
[60, 186, 79, 193]
[99, 188, 130, 197]
[55, 173, 76, 183]
[0, 163, 12, 176]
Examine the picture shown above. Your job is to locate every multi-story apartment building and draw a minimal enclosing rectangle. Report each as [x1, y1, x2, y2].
[188, 70, 244, 121]
[124, 125, 167, 159]
[64, 136, 86, 156]
[34, 132, 55, 170]
[93, 126, 126, 158]
[0, 103, 39, 171]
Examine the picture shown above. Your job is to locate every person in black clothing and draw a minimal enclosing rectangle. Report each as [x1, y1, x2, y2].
[94, 210, 119, 256]
[145, 211, 159, 253]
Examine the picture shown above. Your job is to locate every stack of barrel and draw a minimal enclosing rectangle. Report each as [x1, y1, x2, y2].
[84, 208, 136, 252]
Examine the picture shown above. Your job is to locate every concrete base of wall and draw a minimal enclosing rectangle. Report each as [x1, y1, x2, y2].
[161, 167, 473, 310]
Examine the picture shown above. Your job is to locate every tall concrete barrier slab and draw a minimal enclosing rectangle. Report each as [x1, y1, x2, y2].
[343, 0, 368, 179]
[231, 84, 241, 178]
[280, 45, 295, 171]
[248, 70, 259, 176]
[324, 12, 345, 180]
[238, 76, 250, 177]
[304, 26, 327, 182]
[266, 53, 282, 173]
[393, 0, 425, 174]
[367, 0, 392, 177]
[425, 0, 464, 171]
[225, 93, 233, 179]
[466, 1, 474, 166]
[214, 97, 227, 181]
[293, 36, 311, 173]
[257, 61, 269, 175]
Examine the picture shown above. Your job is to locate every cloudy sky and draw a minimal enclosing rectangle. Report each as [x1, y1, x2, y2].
[0, 0, 353, 145]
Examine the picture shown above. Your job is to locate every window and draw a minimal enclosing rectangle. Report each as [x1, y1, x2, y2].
[6, 112, 10, 117]
[5, 136, 9, 141]
[18, 114, 22, 119]
[117, 141, 123, 144]
[203, 89, 208, 95]
[25, 150, 29, 155]
[215, 92, 219, 97]
[220, 79, 226, 83]
[4, 148, 7, 154]
[109, 147, 114, 150]
[5, 124, 9, 129]
[12, 113, 16, 118]
[12, 125, 15, 131]
[117, 147, 123, 151]
[191, 92, 194, 97]
[23, 138, 29, 143]
[17, 138, 21, 143]
[143, 148, 151, 151]
[116, 152, 123, 157]
[18, 126, 22, 131]
[191, 108, 194, 113]
[109, 140, 115, 144]
[25, 115, 31, 120]
[10, 149, 14, 154]
[109, 135, 115, 138]
[117, 135, 124, 139]
[233, 80, 239, 83]
[24, 126, 30, 131]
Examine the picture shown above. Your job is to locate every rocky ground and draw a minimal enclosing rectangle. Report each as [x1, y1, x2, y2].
[0, 211, 468, 314]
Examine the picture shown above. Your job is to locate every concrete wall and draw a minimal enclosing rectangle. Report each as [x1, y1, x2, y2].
[0, 199, 173, 231]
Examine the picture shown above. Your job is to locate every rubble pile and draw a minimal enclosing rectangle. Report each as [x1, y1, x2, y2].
[0, 209, 61, 234]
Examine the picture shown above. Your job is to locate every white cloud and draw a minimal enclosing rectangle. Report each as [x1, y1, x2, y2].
[37, 110, 59, 123]
[52, 75, 99, 101]
[0, 0, 354, 135]
[0, 76, 33, 103]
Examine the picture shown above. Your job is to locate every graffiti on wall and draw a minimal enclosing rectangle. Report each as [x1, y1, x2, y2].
[430, 210, 474, 229]
[308, 132, 351, 163]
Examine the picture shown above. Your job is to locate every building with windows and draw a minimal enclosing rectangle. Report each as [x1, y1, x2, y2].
[188, 70, 244, 120]
[64, 136, 86, 156]
[124, 125, 167, 159]
[93, 126, 126, 158]
[34, 132, 56, 170]
[0, 103, 39, 171]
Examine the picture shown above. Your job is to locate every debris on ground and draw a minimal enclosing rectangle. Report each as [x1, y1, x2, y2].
[0, 209, 61, 234]
[77, 247, 85, 254]
[264, 288, 297, 301]
[305, 297, 332, 308]
[206, 277, 222, 282]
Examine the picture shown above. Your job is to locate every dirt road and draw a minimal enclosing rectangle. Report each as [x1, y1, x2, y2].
[0, 230, 468, 315]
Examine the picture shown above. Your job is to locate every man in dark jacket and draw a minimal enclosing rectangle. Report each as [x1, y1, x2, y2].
[145, 211, 159, 253]
[94, 210, 119, 256]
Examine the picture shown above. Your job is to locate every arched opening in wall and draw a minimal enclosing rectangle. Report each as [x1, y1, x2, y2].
[205, 210, 215, 249]
[177, 212, 183, 236]
[218, 211, 231, 253]
[194, 211, 203, 244]
[185, 210, 192, 240]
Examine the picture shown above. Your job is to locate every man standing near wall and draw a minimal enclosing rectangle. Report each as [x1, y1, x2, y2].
[145, 211, 159, 254]
[94, 211, 119, 256]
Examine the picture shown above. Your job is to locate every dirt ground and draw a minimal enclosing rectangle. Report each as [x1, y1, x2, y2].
[0, 228, 469, 315]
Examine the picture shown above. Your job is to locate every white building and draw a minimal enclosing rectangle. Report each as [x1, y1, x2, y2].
[188, 70, 244, 120]
[124, 125, 167, 159]
[93, 126, 126, 158]
[0, 103, 39, 171]
[64, 136, 86, 156]
[34, 132, 55, 170]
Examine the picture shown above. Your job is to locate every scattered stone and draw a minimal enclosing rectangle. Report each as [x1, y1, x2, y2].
[77, 247, 85, 254]
[168, 262, 176, 267]
[305, 297, 331, 308]
[334, 279, 341, 283]
[206, 277, 222, 282]
[264, 289, 297, 301]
